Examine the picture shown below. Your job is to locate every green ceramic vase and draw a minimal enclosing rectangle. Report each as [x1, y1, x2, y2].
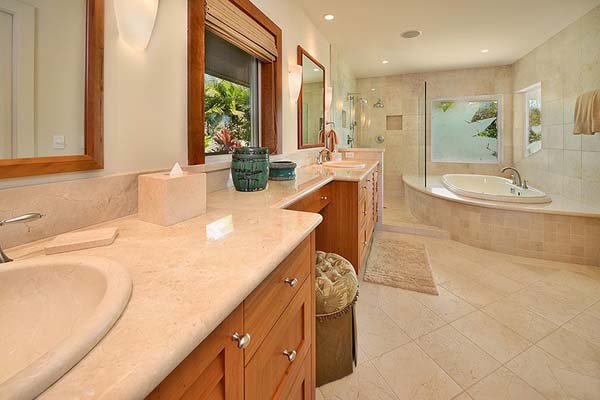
[231, 147, 270, 192]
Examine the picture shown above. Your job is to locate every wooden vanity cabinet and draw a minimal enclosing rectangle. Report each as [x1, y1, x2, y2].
[289, 169, 379, 273]
[147, 233, 316, 400]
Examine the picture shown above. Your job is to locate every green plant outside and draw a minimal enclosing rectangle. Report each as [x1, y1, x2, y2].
[204, 75, 252, 153]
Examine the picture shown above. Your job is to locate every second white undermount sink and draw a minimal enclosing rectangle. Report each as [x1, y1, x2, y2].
[0, 255, 132, 399]
[323, 160, 366, 169]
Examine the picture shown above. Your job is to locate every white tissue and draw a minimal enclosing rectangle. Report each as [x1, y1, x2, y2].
[169, 162, 184, 177]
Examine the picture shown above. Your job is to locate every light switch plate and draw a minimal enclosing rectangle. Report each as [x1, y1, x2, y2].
[53, 135, 65, 149]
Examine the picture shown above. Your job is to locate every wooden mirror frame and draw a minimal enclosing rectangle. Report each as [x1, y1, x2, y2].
[297, 46, 325, 150]
[188, 0, 283, 165]
[0, 0, 104, 179]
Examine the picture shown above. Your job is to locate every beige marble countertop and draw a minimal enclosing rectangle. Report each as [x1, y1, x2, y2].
[5, 161, 378, 399]
[208, 161, 379, 210]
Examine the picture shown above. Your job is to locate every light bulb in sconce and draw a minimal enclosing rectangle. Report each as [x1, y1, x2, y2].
[325, 86, 333, 111]
[113, 0, 159, 51]
[288, 64, 303, 102]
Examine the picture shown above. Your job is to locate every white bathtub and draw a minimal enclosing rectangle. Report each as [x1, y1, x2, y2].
[441, 174, 551, 204]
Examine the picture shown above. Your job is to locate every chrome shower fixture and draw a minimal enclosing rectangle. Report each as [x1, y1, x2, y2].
[373, 98, 384, 108]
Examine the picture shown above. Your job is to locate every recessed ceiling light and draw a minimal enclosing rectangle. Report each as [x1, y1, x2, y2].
[481, 49, 489, 53]
[313, 68, 320, 72]
[401, 30, 422, 39]
[323, 14, 335, 21]
[370, 88, 376, 91]
[381, 60, 389, 64]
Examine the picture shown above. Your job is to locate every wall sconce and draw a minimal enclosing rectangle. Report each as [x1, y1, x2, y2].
[288, 65, 303, 102]
[113, 0, 159, 51]
[325, 86, 333, 111]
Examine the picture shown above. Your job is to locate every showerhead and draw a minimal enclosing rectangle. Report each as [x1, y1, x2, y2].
[359, 98, 368, 105]
[373, 98, 384, 108]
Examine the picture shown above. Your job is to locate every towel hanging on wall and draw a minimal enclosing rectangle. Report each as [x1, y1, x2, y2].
[573, 89, 600, 135]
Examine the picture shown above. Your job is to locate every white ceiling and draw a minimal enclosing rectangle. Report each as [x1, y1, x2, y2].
[302, 0, 600, 78]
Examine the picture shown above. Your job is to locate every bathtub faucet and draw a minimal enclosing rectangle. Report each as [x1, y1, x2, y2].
[501, 167, 524, 188]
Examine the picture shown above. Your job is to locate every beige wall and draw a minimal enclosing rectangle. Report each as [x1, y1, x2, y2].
[356, 66, 513, 196]
[0, 0, 330, 189]
[513, 5, 600, 207]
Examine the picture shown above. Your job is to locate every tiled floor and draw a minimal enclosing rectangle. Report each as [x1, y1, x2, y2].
[382, 193, 421, 225]
[317, 232, 600, 400]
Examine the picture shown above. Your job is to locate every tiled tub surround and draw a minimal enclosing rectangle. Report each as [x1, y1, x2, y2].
[404, 176, 600, 266]
[512, 5, 600, 207]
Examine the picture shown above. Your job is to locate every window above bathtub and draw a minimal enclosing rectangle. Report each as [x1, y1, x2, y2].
[431, 95, 503, 164]
[521, 83, 542, 158]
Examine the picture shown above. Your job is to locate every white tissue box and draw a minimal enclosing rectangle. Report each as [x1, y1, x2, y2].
[138, 171, 207, 226]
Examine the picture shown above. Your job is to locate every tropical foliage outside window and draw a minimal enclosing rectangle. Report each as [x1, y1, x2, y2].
[525, 84, 542, 157]
[204, 74, 253, 154]
[431, 97, 502, 163]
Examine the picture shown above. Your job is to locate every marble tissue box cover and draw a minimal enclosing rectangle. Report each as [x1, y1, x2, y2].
[138, 171, 207, 226]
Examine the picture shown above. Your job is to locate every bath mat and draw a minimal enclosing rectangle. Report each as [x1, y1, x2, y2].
[363, 231, 438, 295]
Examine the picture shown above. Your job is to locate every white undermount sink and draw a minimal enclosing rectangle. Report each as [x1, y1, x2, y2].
[0, 256, 132, 399]
[323, 160, 366, 169]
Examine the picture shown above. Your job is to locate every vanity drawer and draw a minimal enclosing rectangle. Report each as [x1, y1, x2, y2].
[244, 236, 311, 363]
[278, 350, 313, 400]
[287, 184, 331, 213]
[245, 280, 312, 400]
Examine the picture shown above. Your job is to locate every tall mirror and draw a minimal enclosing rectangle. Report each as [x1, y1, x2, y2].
[0, 0, 103, 178]
[297, 46, 325, 149]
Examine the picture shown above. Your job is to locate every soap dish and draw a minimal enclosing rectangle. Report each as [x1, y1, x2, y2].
[45, 227, 118, 255]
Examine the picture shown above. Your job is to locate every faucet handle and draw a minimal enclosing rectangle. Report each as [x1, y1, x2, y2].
[522, 180, 529, 189]
[0, 213, 44, 226]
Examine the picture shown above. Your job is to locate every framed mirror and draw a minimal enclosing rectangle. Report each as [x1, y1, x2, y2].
[297, 46, 325, 149]
[0, 0, 103, 179]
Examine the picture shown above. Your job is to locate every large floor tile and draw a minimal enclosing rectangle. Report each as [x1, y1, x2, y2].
[586, 301, 600, 319]
[358, 281, 413, 309]
[537, 328, 600, 378]
[380, 294, 446, 339]
[316, 388, 325, 400]
[453, 393, 474, 400]
[543, 270, 600, 300]
[507, 346, 600, 400]
[563, 311, 600, 347]
[509, 279, 596, 325]
[416, 325, 500, 389]
[441, 276, 504, 308]
[319, 361, 398, 400]
[411, 286, 476, 322]
[356, 304, 411, 359]
[484, 259, 556, 285]
[373, 343, 462, 400]
[467, 367, 545, 400]
[451, 311, 531, 363]
[482, 300, 558, 342]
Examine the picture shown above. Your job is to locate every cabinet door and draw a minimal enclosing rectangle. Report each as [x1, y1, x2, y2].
[146, 307, 244, 400]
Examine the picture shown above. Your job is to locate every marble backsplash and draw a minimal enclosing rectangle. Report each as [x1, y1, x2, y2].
[0, 149, 322, 249]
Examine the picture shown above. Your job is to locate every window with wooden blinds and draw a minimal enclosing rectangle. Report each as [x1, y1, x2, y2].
[188, 0, 282, 165]
[205, 0, 277, 63]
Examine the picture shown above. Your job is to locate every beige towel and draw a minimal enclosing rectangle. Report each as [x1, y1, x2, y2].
[573, 89, 600, 135]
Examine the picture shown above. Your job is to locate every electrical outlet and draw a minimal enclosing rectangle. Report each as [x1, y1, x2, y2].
[346, 152, 354, 158]
[53, 135, 65, 150]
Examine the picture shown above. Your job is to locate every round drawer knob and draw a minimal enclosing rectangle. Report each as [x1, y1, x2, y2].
[283, 349, 297, 362]
[284, 277, 299, 287]
[232, 332, 251, 349]
[320, 196, 328, 200]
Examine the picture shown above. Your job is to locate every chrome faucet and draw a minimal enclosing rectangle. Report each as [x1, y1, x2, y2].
[0, 213, 44, 263]
[501, 167, 523, 188]
[317, 148, 331, 165]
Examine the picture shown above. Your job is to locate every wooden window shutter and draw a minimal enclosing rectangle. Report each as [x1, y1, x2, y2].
[205, 0, 278, 63]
